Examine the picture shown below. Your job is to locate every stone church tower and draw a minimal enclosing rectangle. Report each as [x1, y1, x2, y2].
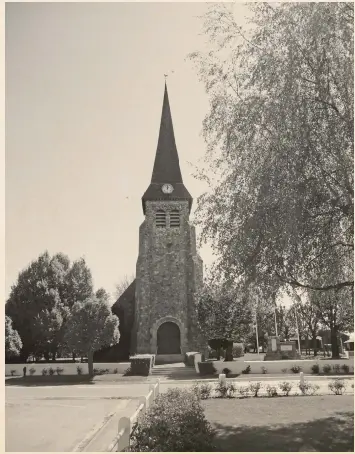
[98, 83, 204, 363]
[132, 83, 204, 360]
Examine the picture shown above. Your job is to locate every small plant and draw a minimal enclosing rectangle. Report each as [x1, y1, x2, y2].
[237, 385, 249, 397]
[48, 367, 55, 376]
[191, 382, 212, 400]
[279, 381, 293, 396]
[281, 368, 288, 374]
[266, 385, 278, 397]
[113, 368, 118, 374]
[10, 369, 16, 376]
[93, 368, 100, 375]
[299, 381, 320, 396]
[56, 367, 64, 376]
[311, 364, 320, 374]
[322, 364, 332, 374]
[351, 384, 354, 389]
[341, 364, 350, 374]
[77, 365, 83, 375]
[290, 365, 302, 374]
[222, 367, 231, 377]
[249, 382, 261, 397]
[242, 365, 251, 374]
[42, 368, 48, 376]
[332, 364, 341, 374]
[29, 367, 36, 376]
[328, 378, 346, 395]
[261, 366, 267, 374]
[215, 382, 236, 398]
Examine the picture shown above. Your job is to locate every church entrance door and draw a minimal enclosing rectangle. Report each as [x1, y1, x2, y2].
[157, 322, 181, 354]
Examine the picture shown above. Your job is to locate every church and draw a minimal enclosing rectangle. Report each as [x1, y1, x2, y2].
[96, 83, 205, 363]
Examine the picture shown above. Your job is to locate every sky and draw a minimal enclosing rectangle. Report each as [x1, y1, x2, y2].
[6, 2, 253, 301]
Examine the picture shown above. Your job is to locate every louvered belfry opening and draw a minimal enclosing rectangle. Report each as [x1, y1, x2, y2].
[156, 210, 166, 228]
[170, 210, 180, 227]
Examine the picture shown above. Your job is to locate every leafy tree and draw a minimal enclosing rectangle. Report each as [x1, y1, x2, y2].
[64, 296, 120, 376]
[5, 315, 22, 358]
[5, 251, 94, 361]
[95, 287, 111, 304]
[189, 3, 353, 295]
[307, 287, 353, 358]
[197, 278, 253, 361]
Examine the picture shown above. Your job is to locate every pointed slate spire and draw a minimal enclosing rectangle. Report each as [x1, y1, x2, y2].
[142, 83, 192, 214]
[151, 82, 182, 183]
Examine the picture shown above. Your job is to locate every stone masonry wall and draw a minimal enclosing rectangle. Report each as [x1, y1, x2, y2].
[134, 200, 203, 354]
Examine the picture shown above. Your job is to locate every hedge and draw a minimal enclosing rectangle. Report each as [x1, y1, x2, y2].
[198, 362, 217, 376]
[129, 354, 155, 376]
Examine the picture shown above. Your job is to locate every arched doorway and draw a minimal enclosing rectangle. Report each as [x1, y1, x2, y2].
[157, 322, 181, 354]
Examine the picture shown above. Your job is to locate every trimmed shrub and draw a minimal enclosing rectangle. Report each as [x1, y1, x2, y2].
[322, 364, 332, 374]
[185, 352, 198, 367]
[198, 362, 217, 376]
[130, 356, 152, 376]
[249, 382, 261, 397]
[77, 366, 83, 375]
[266, 385, 278, 397]
[232, 343, 244, 358]
[222, 367, 231, 377]
[328, 379, 346, 395]
[261, 366, 268, 374]
[332, 364, 341, 374]
[191, 382, 212, 400]
[29, 367, 36, 376]
[242, 365, 251, 374]
[113, 368, 118, 374]
[279, 381, 293, 396]
[311, 364, 320, 374]
[128, 388, 215, 451]
[299, 381, 320, 396]
[10, 369, 16, 376]
[56, 367, 64, 376]
[281, 368, 288, 374]
[237, 385, 249, 397]
[42, 368, 48, 376]
[290, 365, 302, 374]
[48, 367, 55, 376]
[341, 364, 350, 374]
[215, 382, 236, 398]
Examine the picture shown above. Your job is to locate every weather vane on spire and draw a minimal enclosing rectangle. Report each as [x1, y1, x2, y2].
[164, 71, 175, 80]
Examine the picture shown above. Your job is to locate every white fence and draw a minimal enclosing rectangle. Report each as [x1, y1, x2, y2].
[107, 380, 160, 452]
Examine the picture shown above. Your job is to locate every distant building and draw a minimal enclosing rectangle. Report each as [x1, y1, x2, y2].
[95, 83, 205, 363]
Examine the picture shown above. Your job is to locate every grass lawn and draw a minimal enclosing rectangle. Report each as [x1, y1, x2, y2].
[203, 395, 354, 452]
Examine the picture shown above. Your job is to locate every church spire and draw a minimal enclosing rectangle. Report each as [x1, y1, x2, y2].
[142, 82, 192, 214]
[151, 82, 183, 184]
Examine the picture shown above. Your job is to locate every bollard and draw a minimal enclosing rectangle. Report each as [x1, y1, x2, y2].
[23, 366, 27, 377]
[219, 373, 226, 386]
[300, 371, 304, 385]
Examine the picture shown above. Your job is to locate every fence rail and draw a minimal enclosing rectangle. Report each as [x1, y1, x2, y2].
[107, 379, 160, 452]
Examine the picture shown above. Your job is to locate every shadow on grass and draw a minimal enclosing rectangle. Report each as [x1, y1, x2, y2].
[5, 375, 95, 387]
[211, 411, 354, 452]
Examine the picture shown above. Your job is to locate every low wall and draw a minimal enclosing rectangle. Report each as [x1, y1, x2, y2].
[5, 362, 130, 376]
[212, 358, 354, 375]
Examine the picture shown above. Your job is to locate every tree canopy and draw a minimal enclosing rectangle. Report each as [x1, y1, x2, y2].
[189, 3, 353, 296]
[64, 296, 120, 376]
[5, 315, 22, 358]
[5, 251, 94, 361]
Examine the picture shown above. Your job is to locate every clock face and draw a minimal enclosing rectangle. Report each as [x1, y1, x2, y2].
[161, 183, 174, 194]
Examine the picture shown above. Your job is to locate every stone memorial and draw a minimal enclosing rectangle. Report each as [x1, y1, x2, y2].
[264, 336, 300, 360]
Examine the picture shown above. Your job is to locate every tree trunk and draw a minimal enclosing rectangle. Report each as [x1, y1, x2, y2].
[88, 349, 94, 377]
[224, 342, 233, 361]
[216, 347, 221, 361]
[330, 327, 340, 359]
[312, 335, 318, 356]
[44, 352, 50, 362]
[72, 352, 76, 363]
